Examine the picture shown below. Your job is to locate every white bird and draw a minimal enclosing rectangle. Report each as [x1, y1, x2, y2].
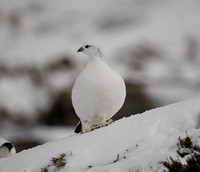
[72, 43, 126, 133]
[0, 138, 16, 158]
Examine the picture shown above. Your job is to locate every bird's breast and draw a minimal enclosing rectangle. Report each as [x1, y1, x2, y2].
[72, 62, 126, 118]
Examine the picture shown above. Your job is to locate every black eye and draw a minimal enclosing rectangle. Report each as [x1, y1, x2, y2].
[85, 45, 91, 48]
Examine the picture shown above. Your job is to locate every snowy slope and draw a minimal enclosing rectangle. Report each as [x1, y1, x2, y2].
[0, 97, 200, 172]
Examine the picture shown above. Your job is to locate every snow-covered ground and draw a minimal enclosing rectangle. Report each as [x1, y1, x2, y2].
[0, 97, 200, 172]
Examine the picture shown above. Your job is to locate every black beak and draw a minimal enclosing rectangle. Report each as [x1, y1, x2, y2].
[77, 47, 83, 52]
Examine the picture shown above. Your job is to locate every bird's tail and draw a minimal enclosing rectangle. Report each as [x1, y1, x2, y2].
[74, 121, 82, 133]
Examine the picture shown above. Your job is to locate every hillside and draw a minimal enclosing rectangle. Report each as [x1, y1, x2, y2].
[0, 97, 200, 172]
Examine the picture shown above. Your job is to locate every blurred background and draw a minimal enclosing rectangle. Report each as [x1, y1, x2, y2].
[0, 0, 200, 152]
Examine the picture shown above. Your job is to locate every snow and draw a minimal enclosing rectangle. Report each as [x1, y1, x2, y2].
[0, 76, 49, 118]
[0, 97, 200, 172]
[1, 126, 74, 143]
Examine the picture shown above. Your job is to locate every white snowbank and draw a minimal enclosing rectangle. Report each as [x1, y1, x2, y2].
[0, 97, 200, 172]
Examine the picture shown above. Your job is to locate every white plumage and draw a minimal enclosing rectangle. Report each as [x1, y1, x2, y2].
[72, 43, 126, 133]
[0, 138, 16, 158]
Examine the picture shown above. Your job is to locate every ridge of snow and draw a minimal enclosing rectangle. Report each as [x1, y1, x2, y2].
[0, 97, 200, 172]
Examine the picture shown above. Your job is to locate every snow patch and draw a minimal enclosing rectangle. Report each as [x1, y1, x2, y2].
[0, 97, 200, 171]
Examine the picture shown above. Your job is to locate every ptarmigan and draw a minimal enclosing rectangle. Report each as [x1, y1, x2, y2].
[0, 138, 16, 158]
[72, 43, 126, 133]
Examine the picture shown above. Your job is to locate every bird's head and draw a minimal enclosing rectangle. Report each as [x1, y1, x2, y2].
[77, 43, 102, 58]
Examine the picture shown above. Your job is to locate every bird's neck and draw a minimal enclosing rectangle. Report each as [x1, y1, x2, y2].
[89, 53, 106, 63]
